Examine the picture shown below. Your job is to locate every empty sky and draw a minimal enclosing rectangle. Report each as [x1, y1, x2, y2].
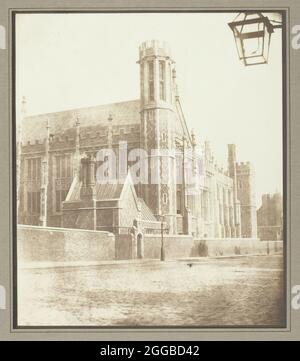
[16, 13, 283, 207]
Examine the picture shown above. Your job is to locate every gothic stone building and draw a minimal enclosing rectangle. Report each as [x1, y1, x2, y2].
[17, 40, 257, 238]
[257, 193, 283, 240]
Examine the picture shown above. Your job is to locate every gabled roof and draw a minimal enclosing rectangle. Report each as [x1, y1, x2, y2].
[66, 179, 125, 203]
[138, 198, 157, 222]
[66, 171, 137, 203]
[22, 99, 141, 142]
[95, 182, 125, 200]
[65, 173, 158, 222]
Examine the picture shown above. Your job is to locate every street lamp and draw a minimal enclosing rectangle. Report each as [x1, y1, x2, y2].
[159, 215, 169, 261]
[228, 12, 282, 66]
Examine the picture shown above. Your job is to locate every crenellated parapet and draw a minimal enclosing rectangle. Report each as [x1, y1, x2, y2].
[236, 161, 255, 175]
[139, 40, 173, 60]
[21, 123, 141, 155]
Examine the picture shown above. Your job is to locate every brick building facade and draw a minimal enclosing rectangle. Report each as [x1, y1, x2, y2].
[17, 40, 257, 238]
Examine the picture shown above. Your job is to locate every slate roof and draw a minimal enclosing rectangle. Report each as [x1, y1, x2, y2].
[22, 99, 141, 142]
[67, 180, 124, 202]
[65, 177, 157, 222]
[138, 199, 157, 222]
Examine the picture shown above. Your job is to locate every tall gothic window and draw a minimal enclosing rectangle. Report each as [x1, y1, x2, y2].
[159, 61, 166, 100]
[177, 190, 182, 214]
[56, 155, 72, 179]
[27, 157, 41, 180]
[55, 189, 68, 212]
[141, 63, 145, 98]
[163, 193, 168, 204]
[27, 191, 40, 215]
[202, 191, 208, 221]
[148, 61, 154, 101]
[26, 158, 41, 215]
[55, 155, 72, 212]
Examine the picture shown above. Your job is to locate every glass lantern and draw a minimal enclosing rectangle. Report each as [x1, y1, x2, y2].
[228, 12, 274, 66]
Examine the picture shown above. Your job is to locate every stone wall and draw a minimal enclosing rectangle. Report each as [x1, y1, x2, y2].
[116, 234, 196, 260]
[115, 234, 133, 260]
[191, 238, 282, 257]
[17, 225, 283, 264]
[144, 235, 194, 259]
[258, 226, 283, 241]
[18, 225, 115, 263]
[144, 235, 283, 259]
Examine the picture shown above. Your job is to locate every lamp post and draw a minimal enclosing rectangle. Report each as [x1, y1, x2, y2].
[160, 218, 165, 261]
[228, 12, 282, 66]
[159, 215, 169, 261]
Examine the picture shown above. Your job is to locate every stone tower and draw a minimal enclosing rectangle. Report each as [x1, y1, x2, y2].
[138, 40, 177, 233]
[227, 144, 241, 237]
[236, 161, 257, 238]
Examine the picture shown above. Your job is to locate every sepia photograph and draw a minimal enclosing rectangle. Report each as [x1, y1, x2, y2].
[14, 11, 285, 328]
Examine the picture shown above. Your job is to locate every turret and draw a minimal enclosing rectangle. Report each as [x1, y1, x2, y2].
[138, 40, 178, 233]
[227, 144, 241, 237]
[139, 40, 175, 109]
[236, 161, 257, 238]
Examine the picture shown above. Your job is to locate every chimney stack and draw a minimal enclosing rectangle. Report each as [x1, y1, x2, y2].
[80, 154, 96, 200]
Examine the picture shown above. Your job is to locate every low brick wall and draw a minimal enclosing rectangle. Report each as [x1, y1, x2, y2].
[144, 235, 283, 259]
[17, 225, 283, 264]
[192, 238, 283, 257]
[144, 235, 194, 259]
[115, 234, 133, 260]
[17, 225, 115, 263]
[115, 235, 195, 260]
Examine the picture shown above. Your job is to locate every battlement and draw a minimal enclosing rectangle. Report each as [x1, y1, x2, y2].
[262, 192, 282, 204]
[236, 161, 254, 173]
[21, 136, 75, 151]
[139, 40, 172, 60]
[21, 138, 48, 147]
[22, 123, 141, 147]
[216, 167, 229, 177]
[21, 140, 47, 153]
[237, 161, 250, 166]
[139, 39, 170, 52]
[21, 123, 141, 154]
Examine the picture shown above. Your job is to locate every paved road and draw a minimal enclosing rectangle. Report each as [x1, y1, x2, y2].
[17, 255, 285, 327]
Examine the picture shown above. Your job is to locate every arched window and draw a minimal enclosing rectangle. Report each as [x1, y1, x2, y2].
[162, 131, 167, 142]
[177, 190, 182, 214]
[148, 61, 154, 101]
[159, 61, 166, 100]
[163, 192, 168, 204]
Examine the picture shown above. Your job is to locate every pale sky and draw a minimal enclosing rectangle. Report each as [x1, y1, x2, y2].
[15, 13, 283, 208]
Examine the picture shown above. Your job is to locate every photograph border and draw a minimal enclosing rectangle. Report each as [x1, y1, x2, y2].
[1, 0, 299, 341]
[10, 8, 289, 331]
